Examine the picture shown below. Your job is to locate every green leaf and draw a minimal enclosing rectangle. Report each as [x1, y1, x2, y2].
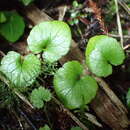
[0, 12, 6, 23]
[72, 1, 79, 8]
[126, 88, 130, 109]
[0, 11, 25, 42]
[30, 87, 52, 109]
[27, 21, 71, 63]
[21, 0, 34, 6]
[71, 126, 82, 130]
[0, 51, 41, 89]
[85, 35, 125, 77]
[39, 125, 51, 130]
[54, 61, 98, 109]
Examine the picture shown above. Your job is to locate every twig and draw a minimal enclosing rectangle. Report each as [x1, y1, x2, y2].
[123, 44, 130, 50]
[85, 112, 102, 127]
[52, 96, 88, 130]
[18, 108, 37, 130]
[58, 5, 67, 21]
[94, 76, 127, 113]
[108, 33, 130, 39]
[14, 91, 34, 109]
[11, 109, 24, 130]
[0, 50, 5, 57]
[114, 0, 124, 48]
[118, 0, 130, 15]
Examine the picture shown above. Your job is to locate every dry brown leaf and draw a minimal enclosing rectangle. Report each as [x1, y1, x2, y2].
[88, 0, 108, 34]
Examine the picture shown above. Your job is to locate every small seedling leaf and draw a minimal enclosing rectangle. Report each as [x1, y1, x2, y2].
[0, 51, 41, 89]
[27, 21, 71, 63]
[54, 61, 98, 109]
[85, 35, 125, 77]
[30, 87, 52, 109]
[21, 0, 34, 6]
[39, 125, 51, 130]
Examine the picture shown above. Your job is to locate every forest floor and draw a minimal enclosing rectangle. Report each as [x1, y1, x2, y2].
[0, 0, 130, 130]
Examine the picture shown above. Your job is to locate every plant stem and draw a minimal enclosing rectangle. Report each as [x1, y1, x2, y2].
[108, 33, 130, 39]
[114, 0, 123, 48]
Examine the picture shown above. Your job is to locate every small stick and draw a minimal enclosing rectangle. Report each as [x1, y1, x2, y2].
[18, 108, 37, 130]
[14, 91, 34, 109]
[94, 76, 127, 113]
[108, 33, 130, 39]
[0, 50, 5, 57]
[58, 5, 67, 21]
[114, 0, 124, 48]
[11, 109, 24, 130]
[118, 0, 130, 15]
[52, 96, 89, 130]
[123, 44, 130, 50]
[85, 112, 102, 127]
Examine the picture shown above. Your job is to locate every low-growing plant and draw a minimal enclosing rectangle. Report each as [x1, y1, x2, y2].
[30, 87, 51, 109]
[0, 20, 72, 108]
[27, 21, 71, 63]
[85, 35, 125, 77]
[54, 61, 98, 109]
[53, 35, 125, 109]
[0, 51, 41, 90]
[0, 19, 125, 114]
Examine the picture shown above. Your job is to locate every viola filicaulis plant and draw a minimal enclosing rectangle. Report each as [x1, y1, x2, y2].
[0, 20, 125, 109]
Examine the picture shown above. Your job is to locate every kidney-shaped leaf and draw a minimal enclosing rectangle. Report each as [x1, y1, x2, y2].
[27, 21, 71, 63]
[85, 35, 125, 77]
[54, 61, 98, 109]
[0, 51, 41, 89]
[0, 11, 25, 42]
